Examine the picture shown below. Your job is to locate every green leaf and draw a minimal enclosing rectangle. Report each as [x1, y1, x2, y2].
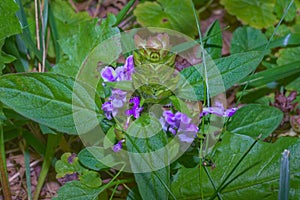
[277, 46, 300, 66]
[126, 114, 171, 200]
[0, 0, 22, 40]
[134, 0, 197, 37]
[0, 73, 101, 135]
[231, 26, 268, 54]
[53, 181, 102, 200]
[177, 51, 264, 100]
[274, 0, 297, 22]
[78, 147, 115, 171]
[242, 60, 300, 87]
[80, 171, 102, 188]
[126, 187, 143, 200]
[204, 20, 222, 59]
[171, 133, 300, 199]
[220, 0, 277, 29]
[169, 96, 191, 117]
[51, 1, 119, 77]
[227, 104, 283, 139]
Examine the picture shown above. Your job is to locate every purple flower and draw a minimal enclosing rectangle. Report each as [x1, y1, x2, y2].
[201, 102, 238, 117]
[102, 102, 115, 120]
[101, 56, 135, 82]
[109, 89, 127, 108]
[160, 110, 198, 142]
[101, 66, 118, 82]
[126, 97, 143, 119]
[112, 140, 125, 152]
[117, 55, 134, 81]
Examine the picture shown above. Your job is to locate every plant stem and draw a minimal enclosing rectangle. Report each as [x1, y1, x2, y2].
[0, 123, 12, 200]
[33, 133, 60, 200]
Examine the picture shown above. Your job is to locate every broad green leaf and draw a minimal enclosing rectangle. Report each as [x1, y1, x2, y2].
[0, 0, 22, 40]
[204, 20, 222, 59]
[0, 73, 101, 135]
[134, 0, 197, 37]
[177, 51, 264, 100]
[274, 0, 297, 22]
[220, 0, 277, 29]
[171, 132, 300, 199]
[126, 114, 171, 200]
[53, 181, 102, 200]
[231, 26, 268, 54]
[78, 147, 115, 171]
[227, 104, 283, 139]
[277, 46, 300, 66]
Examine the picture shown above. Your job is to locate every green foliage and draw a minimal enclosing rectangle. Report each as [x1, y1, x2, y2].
[204, 20, 222, 59]
[55, 153, 102, 188]
[126, 114, 171, 200]
[274, 0, 297, 22]
[51, 1, 119, 77]
[277, 46, 300, 65]
[53, 181, 103, 200]
[220, 0, 277, 29]
[231, 26, 268, 53]
[0, 0, 22, 40]
[0, 73, 102, 134]
[178, 51, 264, 100]
[171, 133, 300, 199]
[134, 0, 197, 37]
[227, 104, 283, 139]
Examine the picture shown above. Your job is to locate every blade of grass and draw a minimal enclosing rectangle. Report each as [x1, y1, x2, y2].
[15, 0, 51, 70]
[240, 61, 300, 87]
[278, 149, 290, 200]
[41, 0, 49, 72]
[48, 3, 60, 63]
[191, 0, 211, 198]
[24, 144, 32, 200]
[114, 0, 135, 27]
[209, 134, 261, 200]
[34, 0, 42, 72]
[0, 108, 11, 200]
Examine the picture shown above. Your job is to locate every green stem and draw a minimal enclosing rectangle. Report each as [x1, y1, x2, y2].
[203, 165, 222, 200]
[33, 133, 60, 200]
[0, 123, 12, 200]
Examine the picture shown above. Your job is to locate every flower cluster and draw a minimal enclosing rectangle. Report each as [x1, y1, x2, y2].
[100, 55, 238, 152]
[101, 56, 143, 120]
[160, 110, 198, 143]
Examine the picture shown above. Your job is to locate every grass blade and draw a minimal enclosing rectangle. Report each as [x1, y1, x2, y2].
[278, 149, 290, 200]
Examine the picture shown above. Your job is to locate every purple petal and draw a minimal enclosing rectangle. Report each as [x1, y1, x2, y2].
[178, 132, 196, 143]
[202, 107, 224, 117]
[175, 112, 191, 124]
[113, 142, 122, 152]
[101, 66, 117, 82]
[224, 108, 238, 117]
